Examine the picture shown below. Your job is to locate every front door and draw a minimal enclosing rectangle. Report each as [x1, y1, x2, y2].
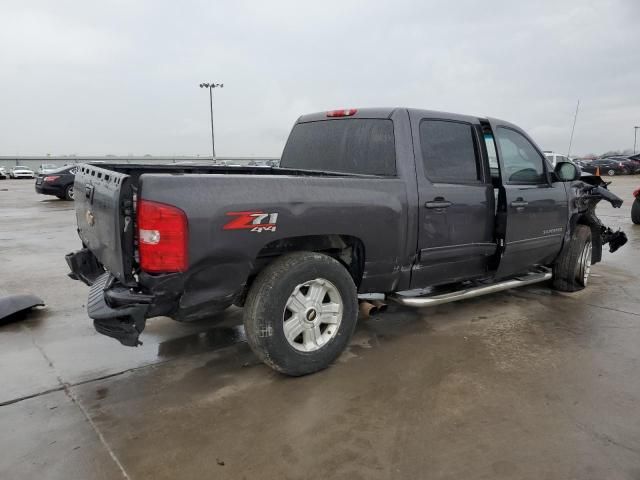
[489, 122, 568, 278]
[410, 114, 495, 289]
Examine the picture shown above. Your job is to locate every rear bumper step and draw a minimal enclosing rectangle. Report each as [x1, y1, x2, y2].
[389, 271, 552, 307]
[66, 248, 104, 286]
[88, 273, 150, 346]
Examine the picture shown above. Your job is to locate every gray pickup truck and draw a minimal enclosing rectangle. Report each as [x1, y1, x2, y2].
[66, 108, 627, 376]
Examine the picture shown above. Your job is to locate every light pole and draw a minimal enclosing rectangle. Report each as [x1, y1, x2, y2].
[199, 82, 223, 160]
[635, 126, 639, 155]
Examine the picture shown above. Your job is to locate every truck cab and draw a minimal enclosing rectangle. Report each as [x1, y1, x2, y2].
[406, 111, 569, 286]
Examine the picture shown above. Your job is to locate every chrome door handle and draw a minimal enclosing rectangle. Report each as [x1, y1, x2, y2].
[425, 198, 452, 209]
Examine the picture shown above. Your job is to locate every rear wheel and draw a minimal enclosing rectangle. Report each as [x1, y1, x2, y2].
[553, 225, 592, 292]
[243, 251, 358, 376]
[632, 197, 640, 225]
[64, 184, 74, 201]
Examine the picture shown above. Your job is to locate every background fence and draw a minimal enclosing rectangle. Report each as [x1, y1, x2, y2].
[0, 156, 279, 170]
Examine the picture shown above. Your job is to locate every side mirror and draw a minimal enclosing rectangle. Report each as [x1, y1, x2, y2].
[555, 161, 580, 182]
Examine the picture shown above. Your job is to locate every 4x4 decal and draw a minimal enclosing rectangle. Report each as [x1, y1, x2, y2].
[223, 211, 278, 232]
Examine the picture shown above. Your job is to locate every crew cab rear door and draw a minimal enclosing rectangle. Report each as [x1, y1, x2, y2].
[487, 120, 568, 278]
[409, 111, 495, 288]
[74, 164, 136, 286]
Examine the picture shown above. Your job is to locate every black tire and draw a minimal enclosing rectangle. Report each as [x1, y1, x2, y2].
[553, 225, 592, 292]
[632, 197, 640, 225]
[243, 251, 358, 376]
[64, 184, 74, 201]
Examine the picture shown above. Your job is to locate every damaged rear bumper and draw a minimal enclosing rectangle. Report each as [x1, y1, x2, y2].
[66, 248, 227, 346]
[88, 273, 151, 346]
[66, 248, 155, 346]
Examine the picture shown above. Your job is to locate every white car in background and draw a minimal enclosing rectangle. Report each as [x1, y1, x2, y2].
[38, 163, 59, 174]
[9, 165, 35, 179]
[0, 166, 7, 180]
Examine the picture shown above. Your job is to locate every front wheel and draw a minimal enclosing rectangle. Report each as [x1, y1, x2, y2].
[243, 251, 358, 376]
[607, 169, 616, 176]
[553, 225, 592, 292]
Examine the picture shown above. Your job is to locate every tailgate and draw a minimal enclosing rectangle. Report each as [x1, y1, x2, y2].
[74, 164, 136, 286]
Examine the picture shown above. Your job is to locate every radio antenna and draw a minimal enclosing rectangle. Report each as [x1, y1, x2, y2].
[567, 99, 580, 158]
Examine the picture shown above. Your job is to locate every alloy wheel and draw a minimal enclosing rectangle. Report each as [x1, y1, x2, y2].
[282, 278, 343, 352]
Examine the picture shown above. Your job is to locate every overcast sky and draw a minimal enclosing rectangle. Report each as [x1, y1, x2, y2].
[1, 0, 638, 157]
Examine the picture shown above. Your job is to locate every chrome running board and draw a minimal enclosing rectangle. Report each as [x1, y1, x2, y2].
[388, 272, 552, 308]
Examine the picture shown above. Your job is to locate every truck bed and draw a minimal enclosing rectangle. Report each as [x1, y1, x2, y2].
[72, 162, 412, 293]
[83, 162, 380, 189]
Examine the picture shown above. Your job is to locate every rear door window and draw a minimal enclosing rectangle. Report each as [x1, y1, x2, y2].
[280, 119, 396, 175]
[419, 120, 481, 183]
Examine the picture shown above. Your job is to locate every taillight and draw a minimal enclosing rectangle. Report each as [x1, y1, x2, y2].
[633, 188, 640, 198]
[44, 175, 60, 182]
[137, 199, 188, 273]
[326, 109, 357, 117]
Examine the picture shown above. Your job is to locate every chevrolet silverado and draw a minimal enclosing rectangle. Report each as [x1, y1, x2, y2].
[66, 108, 627, 375]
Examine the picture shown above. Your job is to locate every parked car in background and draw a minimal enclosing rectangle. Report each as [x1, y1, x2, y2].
[581, 158, 630, 176]
[9, 165, 35, 179]
[35, 165, 78, 200]
[623, 159, 640, 174]
[38, 164, 59, 174]
[633, 187, 640, 224]
[600, 155, 640, 174]
[0, 167, 7, 179]
[573, 159, 590, 169]
[621, 155, 640, 174]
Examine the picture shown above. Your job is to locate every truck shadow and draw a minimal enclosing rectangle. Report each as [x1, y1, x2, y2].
[154, 307, 431, 371]
[157, 324, 246, 358]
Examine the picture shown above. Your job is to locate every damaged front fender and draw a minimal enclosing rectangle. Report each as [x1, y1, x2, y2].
[567, 174, 627, 263]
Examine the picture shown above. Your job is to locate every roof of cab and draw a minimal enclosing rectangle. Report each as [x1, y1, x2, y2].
[297, 107, 492, 125]
[297, 108, 397, 123]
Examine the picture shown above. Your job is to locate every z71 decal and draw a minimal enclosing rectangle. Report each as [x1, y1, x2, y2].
[223, 211, 279, 232]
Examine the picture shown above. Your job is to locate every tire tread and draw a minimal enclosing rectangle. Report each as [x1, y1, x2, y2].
[553, 225, 591, 292]
[243, 251, 358, 376]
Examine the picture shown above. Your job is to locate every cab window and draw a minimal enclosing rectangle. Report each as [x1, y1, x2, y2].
[495, 127, 546, 184]
[419, 120, 481, 183]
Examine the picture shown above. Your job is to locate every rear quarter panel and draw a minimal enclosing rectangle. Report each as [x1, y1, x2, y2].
[139, 174, 411, 302]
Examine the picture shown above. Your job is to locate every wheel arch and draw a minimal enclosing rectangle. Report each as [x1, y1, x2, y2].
[255, 234, 366, 286]
[234, 234, 366, 307]
[567, 212, 602, 264]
